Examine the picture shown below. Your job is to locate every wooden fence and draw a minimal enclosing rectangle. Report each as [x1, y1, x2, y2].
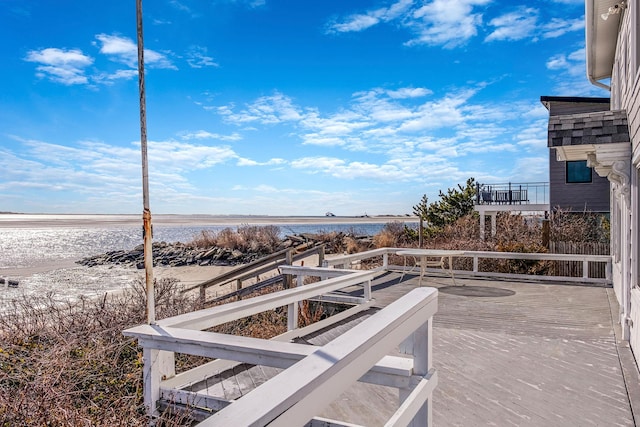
[549, 241, 610, 279]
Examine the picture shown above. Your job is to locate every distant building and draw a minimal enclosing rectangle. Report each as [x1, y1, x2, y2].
[541, 96, 611, 214]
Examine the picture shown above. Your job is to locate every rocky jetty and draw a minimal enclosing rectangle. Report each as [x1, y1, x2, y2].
[76, 232, 374, 269]
[77, 241, 259, 269]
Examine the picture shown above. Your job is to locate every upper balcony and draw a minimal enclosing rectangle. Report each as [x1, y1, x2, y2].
[475, 182, 549, 213]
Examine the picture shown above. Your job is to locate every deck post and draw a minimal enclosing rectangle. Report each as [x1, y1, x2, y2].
[288, 274, 304, 331]
[284, 249, 293, 289]
[364, 278, 372, 301]
[399, 317, 433, 426]
[583, 260, 589, 279]
[317, 245, 325, 267]
[143, 348, 175, 417]
[490, 212, 497, 237]
[383, 253, 389, 269]
[473, 255, 479, 273]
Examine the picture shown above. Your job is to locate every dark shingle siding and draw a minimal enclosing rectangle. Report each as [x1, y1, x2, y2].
[547, 110, 629, 147]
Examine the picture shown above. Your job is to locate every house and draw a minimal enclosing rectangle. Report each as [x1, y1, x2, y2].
[546, 0, 639, 360]
[541, 96, 611, 213]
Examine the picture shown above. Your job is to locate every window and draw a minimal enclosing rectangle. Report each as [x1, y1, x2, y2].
[566, 160, 592, 183]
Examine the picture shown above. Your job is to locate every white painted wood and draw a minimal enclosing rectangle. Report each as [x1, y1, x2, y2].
[161, 358, 239, 390]
[288, 301, 297, 331]
[143, 349, 175, 416]
[324, 247, 611, 284]
[197, 287, 437, 427]
[280, 266, 356, 277]
[129, 324, 416, 387]
[386, 371, 437, 427]
[312, 294, 367, 305]
[307, 417, 365, 427]
[160, 387, 231, 411]
[161, 303, 377, 391]
[134, 270, 377, 330]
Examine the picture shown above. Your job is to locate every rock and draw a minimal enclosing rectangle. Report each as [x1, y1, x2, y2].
[75, 229, 376, 269]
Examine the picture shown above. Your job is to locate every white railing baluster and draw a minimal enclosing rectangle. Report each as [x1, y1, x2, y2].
[144, 348, 175, 416]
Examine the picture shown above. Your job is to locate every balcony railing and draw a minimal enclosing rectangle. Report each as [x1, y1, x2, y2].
[475, 182, 549, 206]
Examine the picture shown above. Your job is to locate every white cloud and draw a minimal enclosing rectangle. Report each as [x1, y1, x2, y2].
[327, 0, 413, 33]
[220, 92, 303, 125]
[186, 46, 219, 68]
[327, 0, 489, 49]
[179, 130, 242, 141]
[541, 17, 584, 39]
[237, 157, 285, 167]
[95, 34, 176, 70]
[546, 48, 584, 76]
[290, 156, 409, 180]
[93, 69, 139, 84]
[386, 87, 432, 99]
[485, 7, 538, 42]
[405, 0, 491, 48]
[329, 1, 582, 49]
[24, 48, 93, 85]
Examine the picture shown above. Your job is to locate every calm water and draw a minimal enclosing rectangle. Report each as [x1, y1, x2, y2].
[0, 220, 412, 304]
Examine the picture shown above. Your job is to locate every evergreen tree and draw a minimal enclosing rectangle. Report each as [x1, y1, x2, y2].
[426, 178, 477, 229]
[412, 194, 429, 220]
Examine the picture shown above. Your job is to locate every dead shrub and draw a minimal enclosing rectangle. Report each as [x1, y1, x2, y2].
[0, 278, 200, 426]
[550, 209, 609, 243]
[190, 225, 282, 254]
[373, 221, 413, 249]
[190, 230, 217, 248]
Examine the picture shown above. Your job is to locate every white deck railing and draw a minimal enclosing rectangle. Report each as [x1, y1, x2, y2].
[124, 269, 438, 426]
[124, 246, 611, 426]
[323, 247, 612, 285]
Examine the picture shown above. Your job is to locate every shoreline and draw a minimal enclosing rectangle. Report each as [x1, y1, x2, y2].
[0, 213, 415, 228]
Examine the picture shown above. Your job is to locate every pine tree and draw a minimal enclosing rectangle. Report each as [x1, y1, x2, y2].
[426, 178, 477, 229]
[412, 194, 429, 220]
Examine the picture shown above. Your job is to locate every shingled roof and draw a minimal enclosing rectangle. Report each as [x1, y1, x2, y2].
[547, 110, 629, 147]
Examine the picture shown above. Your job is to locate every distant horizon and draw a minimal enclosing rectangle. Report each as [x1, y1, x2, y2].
[0, 212, 414, 218]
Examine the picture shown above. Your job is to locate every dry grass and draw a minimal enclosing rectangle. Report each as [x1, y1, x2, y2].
[190, 225, 281, 254]
[371, 211, 607, 275]
[0, 278, 198, 426]
[0, 276, 337, 426]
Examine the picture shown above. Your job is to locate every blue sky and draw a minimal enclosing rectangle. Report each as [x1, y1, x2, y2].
[0, 0, 606, 216]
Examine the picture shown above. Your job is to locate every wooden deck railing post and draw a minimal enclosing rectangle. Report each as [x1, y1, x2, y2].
[288, 274, 305, 331]
[583, 260, 589, 279]
[399, 317, 433, 426]
[317, 245, 325, 267]
[284, 249, 293, 289]
[143, 348, 175, 417]
[200, 285, 206, 304]
[364, 278, 372, 301]
[236, 279, 242, 300]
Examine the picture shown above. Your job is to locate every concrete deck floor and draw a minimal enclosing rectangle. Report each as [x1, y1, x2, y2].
[317, 271, 640, 426]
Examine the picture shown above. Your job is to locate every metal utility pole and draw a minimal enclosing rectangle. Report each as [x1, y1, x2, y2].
[136, 0, 155, 324]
